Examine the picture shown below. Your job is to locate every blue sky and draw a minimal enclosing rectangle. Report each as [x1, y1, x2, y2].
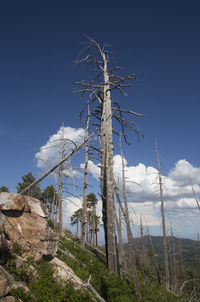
[1, 0, 200, 240]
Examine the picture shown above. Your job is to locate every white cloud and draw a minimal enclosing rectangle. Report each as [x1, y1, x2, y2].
[80, 160, 100, 180]
[84, 155, 200, 237]
[169, 159, 200, 186]
[35, 126, 86, 170]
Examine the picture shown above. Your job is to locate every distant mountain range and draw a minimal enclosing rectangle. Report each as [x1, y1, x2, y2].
[132, 235, 200, 270]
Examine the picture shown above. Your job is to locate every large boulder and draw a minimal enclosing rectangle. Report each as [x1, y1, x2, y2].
[0, 193, 48, 217]
[50, 257, 83, 289]
[0, 193, 57, 261]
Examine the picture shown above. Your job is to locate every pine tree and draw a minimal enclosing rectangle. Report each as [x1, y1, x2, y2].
[16, 172, 42, 200]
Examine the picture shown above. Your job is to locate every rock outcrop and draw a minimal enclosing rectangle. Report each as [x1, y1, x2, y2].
[50, 257, 83, 289]
[0, 193, 57, 261]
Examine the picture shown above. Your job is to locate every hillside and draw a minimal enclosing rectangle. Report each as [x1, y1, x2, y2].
[134, 235, 200, 270]
[0, 193, 198, 301]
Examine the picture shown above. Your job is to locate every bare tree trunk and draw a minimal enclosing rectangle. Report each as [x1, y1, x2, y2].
[140, 216, 147, 267]
[117, 205, 123, 265]
[178, 239, 185, 284]
[147, 226, 160, 283]
[58, 125, 65, 235]
[119, 138, 141, 296]
[114, 182, 141, 297]
[86, 212, 89, 242]
[51, 173, 57, 223]
[20, 130, 97, 196]
[74, 37, 142, 278]
[92, 205, 96, 247]
[155, 141, 170, 291]
[115, 205, 128, 273]
[81, 106, 90, 248]
[96, 225, 98, 247]
[191, 182, 200, 213]
[170, 226, 177, 293]
[55, 194, 59, 229]
[100, 50, 118, 274]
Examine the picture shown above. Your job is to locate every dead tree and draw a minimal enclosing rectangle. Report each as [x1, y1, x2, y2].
[191, 182, 200, 213]
[51, 172, 57, 223]
[115, 203, 128, 273]
[114, 182, 141, 297]
[58, 125, 65, 234]
[119, 141, 141, 297]
[140, 216, 147, 267]
[178, 239, 185, 284]
[117, 203, 123, 265]
[146, 225, 160, 284]
[81, 105, 90, 248]
[170, 225, 177, 293]
[155, 141, 170, 290]
[20, 130, 97, 195]
[74, 36, 141, 275]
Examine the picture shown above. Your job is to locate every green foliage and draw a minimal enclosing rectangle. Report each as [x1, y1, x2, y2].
[48, 219, 54, 229]
[16, 172, 42, 200]
[2, 235, 196, 302]
[29, 260, 92, 302]
[0, 185, 9, 192]
[58, 236, 188, 302]
[71, 208, 83, 226]
[6, 253, 93, 302]
[41, 184, 55, 206]
[11, 288, 33, 302]
[87, 193, 98, 208]
[11, 241, 22, 256]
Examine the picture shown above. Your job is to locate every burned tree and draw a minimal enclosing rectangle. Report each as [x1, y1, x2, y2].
[155, 141, 170, 290]
[81, 105, 90, 248]
[74, 36, 141, 274]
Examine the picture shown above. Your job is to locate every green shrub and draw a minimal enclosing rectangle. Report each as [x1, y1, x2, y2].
[47, 219, 54, 229]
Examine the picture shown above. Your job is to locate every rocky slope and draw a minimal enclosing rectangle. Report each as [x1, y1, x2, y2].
[0, 193, 190, 302]
[0, 193, 92, 302]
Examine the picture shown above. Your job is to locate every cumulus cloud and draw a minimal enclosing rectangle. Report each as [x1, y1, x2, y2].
[80, 160, 100, 180]
[35, 126, 86, 171]
[169, 159, 200, 186]
[84, 155, 200, 234]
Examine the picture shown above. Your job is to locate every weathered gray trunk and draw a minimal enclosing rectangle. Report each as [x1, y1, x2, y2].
[86, 212, 89, 242]
[115, 205, 128, 273]
[178, 240, 185, 283]
[58, 126, 65, 235]
[117, 205, 123, 265]
[81, 108, 90, 248]
[100, 51, 118, 274]
[51, 173, 57, 223]
[114, 183, 141, 297]
[140, 216, 147, 267]
[170, 227, 177, 293]
[92, 205, 96, 247]
[147, 226, 160, 283]
[156, 142, 170, 290]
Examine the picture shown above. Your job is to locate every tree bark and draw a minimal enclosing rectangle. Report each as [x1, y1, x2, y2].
[155, 141, 170, 291]
[114, 182, 141, 297]
[115, 205, 128, 273]
[58, 125, 65, 235]
[81, 106, 90, 248]
[170, 226, 177, 293]
[92, 205, 96, 247]
[100, 50, 119, 274]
